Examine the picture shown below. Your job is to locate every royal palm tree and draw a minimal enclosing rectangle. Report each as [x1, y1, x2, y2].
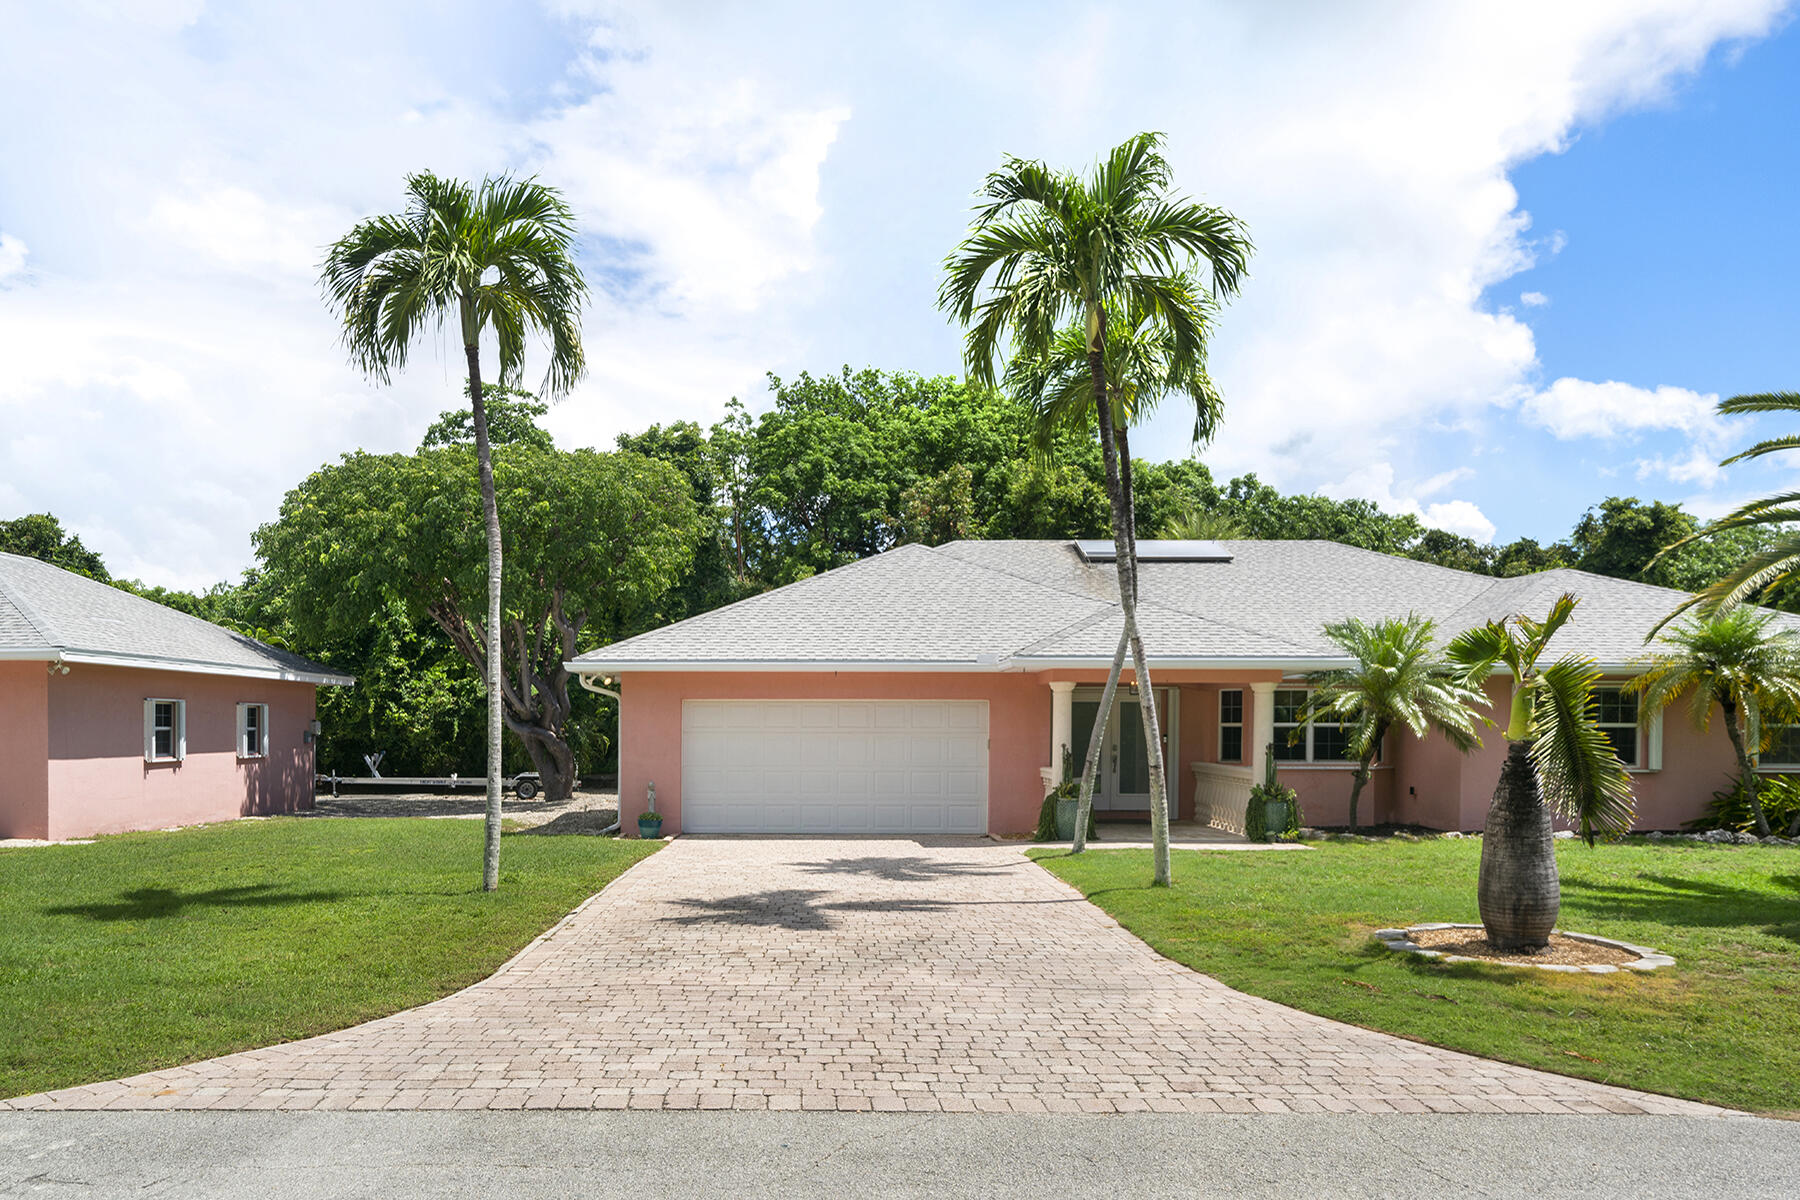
[1446, 595, 1636, 950]
[1654, 392, 1800, 624]
[1629, 607, 1800, 836]
[1003, 285, 1229, 853]
[939, 132, 1251, 885]
[322, 172, 588, 892]
[1297, 615, 1488, 831]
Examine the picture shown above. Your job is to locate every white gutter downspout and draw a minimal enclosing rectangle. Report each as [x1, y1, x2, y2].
[577, 674, 624, 834]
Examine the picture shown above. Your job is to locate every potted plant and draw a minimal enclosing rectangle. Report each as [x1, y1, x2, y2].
[637, 781, 664, 839]
[1245, 744, 1300, 842]
[1035, 746, 1097, 842]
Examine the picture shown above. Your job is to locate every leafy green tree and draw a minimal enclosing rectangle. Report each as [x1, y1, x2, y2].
[256, 445, 695, 807]
[1297, 616, 1487, 830]
[885, 464, 985, 546]
[1491, 537, 1573, 578]
[940, 132, 1252, 886]
[618, 419, 749, 619]
[421, 383, 555, 452]
[1447, 596, 1636, 950]
[1630, 607, 1800, 836]
[322, 171, 588, 890]
[0, 513, 110, 581]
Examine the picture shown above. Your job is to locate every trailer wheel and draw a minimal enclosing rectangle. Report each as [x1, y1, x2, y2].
[514, 778, 540, 801]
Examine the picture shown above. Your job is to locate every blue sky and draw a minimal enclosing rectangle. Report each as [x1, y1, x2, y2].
[1, 1, 1797, 587]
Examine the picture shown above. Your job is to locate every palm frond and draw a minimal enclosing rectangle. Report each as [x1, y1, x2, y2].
[1532, 656, 1635, 844]
[1718, 391, 1800, 416]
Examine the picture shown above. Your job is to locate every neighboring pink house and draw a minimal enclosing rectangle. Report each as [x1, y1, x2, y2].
[0, 553, 352, 840]
[568, 539, 1782, 838]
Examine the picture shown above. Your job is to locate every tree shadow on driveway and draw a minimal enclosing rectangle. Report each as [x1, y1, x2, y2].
[659, 888, 965, 930]
[794, 856, 1015, 883]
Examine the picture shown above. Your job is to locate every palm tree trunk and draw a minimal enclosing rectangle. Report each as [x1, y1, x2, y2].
[1478, 739, 1559, 950]
[1720, 699, 1771, 835]
[1348, 758, 1372, 832]
[1088, 332, 1171, 885]
[1071, 626, 1129, 853]
[464, 325, 505, 893]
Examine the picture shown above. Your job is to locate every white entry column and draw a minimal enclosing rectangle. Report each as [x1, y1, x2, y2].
[1050, 681, 1076, 775]
[1249, 681, 1278, 775]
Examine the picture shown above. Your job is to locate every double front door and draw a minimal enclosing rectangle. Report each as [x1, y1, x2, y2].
[1070, 687, 1172, 811]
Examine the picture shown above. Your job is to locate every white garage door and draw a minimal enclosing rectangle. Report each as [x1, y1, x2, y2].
[681, 700, 989, 834]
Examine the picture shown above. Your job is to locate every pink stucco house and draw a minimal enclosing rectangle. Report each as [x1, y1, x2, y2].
[0, 552, 352, 840]
[569, 539, 1788, 838]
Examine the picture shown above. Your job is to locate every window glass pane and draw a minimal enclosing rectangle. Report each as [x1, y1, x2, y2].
[1219, 690, 1242, 723]
[1601, 726, 1638, 766]
[1311, 721, 1352, 762]
[1765, 726, 1800, 765]
[154, 727, 173, 757]
[1272, 729, 1306, 761]
[1220, 726, 1243, 763]
[1273, 690, 1306, 724]
[1593, 689, 1637, 725]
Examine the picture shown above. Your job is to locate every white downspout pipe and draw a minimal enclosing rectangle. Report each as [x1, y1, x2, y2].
[576, 673, 624, 834]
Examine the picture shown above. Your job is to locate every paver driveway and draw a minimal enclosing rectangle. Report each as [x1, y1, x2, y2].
[4, 838, 1723, 1116]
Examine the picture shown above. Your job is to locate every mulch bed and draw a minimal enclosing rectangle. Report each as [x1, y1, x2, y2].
[1409, 927, 1635, 967]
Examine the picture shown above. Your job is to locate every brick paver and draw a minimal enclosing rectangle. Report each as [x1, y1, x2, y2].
[2, 838, 1725, 1115]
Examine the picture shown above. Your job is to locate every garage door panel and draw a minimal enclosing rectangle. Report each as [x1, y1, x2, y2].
[681, 700, 989, 834]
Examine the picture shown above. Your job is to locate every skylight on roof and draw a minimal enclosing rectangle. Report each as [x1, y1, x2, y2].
[1074, 539, 1233, 563]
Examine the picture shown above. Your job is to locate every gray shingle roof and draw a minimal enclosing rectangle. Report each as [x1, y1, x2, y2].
[0, 552, 350, 684]
[573, 538, 1798, 673]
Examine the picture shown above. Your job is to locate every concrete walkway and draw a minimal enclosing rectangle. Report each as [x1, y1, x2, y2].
[2, 837, 1724, 1116]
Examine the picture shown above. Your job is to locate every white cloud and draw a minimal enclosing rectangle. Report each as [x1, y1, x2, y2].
[0, 0, 1786, 585]
[1520, 377, 1722, 440]
[1520, 290, 1549, 307]
[0, 233, 25, 282]
[1321, 462, 1498, 544]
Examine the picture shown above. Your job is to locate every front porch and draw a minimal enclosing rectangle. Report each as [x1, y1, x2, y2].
[1038, 674, 1390, 835]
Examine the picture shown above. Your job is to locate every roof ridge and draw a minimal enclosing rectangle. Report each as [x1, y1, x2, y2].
[0, 555, 63, 646]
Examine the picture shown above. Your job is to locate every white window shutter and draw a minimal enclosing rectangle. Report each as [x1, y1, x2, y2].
[176, 701, 186, 761]
[143, 699, 155, 761]
[1646, 708, 1664, 772]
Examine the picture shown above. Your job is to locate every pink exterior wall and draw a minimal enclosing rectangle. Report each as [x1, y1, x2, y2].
[617, 667, 1750, 838]
[0, 661, 51, 839]
[43, 666, 318, 840]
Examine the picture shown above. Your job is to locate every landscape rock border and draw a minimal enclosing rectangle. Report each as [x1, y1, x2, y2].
[1373, 923, 1675, 974]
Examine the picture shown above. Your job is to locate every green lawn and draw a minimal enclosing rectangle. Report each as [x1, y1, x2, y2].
[1032, 839, 1800, 1114]
[0, 818, 658, 1099]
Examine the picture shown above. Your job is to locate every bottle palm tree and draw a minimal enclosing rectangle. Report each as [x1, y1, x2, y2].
[939, 132, 1251, 885]
[1629, 607, 1800, 836]
[322, 172, 588, 892]
[1446, 595, 1636, 950]
[1297, 615, 1489, 831]
[1653, 391, 1800, 624]
[1002, 285, 1229, 854]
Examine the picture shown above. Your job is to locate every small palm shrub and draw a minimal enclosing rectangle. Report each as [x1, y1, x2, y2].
[1688, 774, 1800, 834]
[1035, 746, 1098, 841]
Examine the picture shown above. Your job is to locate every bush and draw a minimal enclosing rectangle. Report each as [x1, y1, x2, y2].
[1687, 773, 1800, 834]
[1034, 746, 1099, 842]
[1244, 750, 1302, 842]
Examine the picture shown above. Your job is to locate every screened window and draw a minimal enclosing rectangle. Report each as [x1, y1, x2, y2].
[237, 703, 269, 759]
[1762, 726, 1800, 767]
[1272, 688, 1370, 764]
[1218, 689, 1244, 763]
[1592, 687, 1639, 767]
[144, 699, 185, 762]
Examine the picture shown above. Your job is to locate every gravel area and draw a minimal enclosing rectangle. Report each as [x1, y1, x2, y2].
[1410, 928, 1634, 966]
[301, 786, 619, 832]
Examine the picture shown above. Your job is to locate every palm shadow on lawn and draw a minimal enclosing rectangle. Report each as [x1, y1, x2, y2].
[46, 884, 345, 922]
[1559, 872, 1800, 946]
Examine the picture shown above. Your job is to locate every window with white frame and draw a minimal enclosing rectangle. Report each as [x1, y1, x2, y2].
[1272, 688, 1363, 764]
[1592, 687, 1640, 767]
[144, 698, 185, 762]
[1218, 689, 1244, 763]
[1760, 726, 1800, 768]
[237, 702, 269, 758]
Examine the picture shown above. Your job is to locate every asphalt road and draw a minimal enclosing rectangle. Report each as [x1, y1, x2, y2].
[4, 1111, 1798, 1199]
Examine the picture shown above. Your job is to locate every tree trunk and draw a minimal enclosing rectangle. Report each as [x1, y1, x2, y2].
[1719, 698, 1771, 836]
[1478, 739, 1559, 950]
[1071, 626, 1129, 853]
[1088, 329, 1171, 886]
[512, 722, 578, 804]
[464, 316, 505, 893]
[1347, 720, 1386, 831]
